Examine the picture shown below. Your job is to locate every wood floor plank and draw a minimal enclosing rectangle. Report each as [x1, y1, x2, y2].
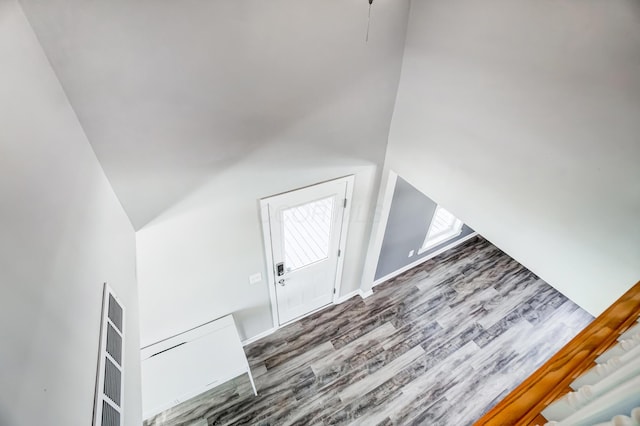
[143, 236, 594, 426]
[337, 345, 425, 404]
[310, 322, 395, 374]
[264, 341, 334, 380]
[325, 376, 407, 425]
[373, 341, 480, 426]
[405, 396, 452, 426]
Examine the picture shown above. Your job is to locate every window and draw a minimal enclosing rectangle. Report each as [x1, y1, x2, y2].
[419, 205, 463, 253]
[282, 197, 334, 271]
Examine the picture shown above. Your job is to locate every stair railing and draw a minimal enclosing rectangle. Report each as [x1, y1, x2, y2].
[475, 280, 640, 426]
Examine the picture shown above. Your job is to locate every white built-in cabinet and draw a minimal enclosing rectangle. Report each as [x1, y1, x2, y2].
[140, 315, 257, 420]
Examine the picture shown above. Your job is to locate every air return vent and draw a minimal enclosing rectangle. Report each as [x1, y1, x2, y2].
[93, 283, 125, 426]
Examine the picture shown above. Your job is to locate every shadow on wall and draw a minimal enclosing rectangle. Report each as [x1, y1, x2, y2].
[233, 303, 275, 341]
[375, 176, 474, 281]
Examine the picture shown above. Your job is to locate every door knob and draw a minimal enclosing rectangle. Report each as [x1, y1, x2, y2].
[278, 279, 286, 286]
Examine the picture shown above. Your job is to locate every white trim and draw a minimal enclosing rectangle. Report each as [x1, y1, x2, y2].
[335, 289, 361, 304]
[332, 176, 355, 304]
[259, 201, 280, 329]
[358, 168, 399, 295]
[418, 227, 462, 255]
[360, 289, 374, 298]
[259, 175, 355, 328]
[419, 205, 464, 254]
[240, 232, 477, 349]
[277, 301, 335, 327]
[372, 232, 478, 287]
[241, 327, 278, 347]
[240, 288, 371, 346]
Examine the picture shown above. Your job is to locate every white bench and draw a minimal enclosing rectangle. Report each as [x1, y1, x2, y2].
[140, 314, 257, 420]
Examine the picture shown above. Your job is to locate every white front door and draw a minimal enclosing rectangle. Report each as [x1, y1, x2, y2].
[262, 177, 352, 325]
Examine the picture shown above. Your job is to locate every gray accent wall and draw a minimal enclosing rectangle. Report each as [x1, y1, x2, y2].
[375, 177, 474, 281]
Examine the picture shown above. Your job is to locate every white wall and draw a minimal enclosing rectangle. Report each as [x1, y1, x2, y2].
[0, 2, 141, 425]
[387, 0, 640, 316]
[121, 3, 412, 347]
[136, 146, 384, 345]
[15, 0, 412, 346]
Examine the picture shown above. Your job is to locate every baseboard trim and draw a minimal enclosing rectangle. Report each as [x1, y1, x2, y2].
[242, 233, 476, 347]
[335, 290, 361, 304]
[372, 232, 478, 288]
[242, 327, 277, 346]
[243, 288, 371, 346]
[360, 289, 374, 298]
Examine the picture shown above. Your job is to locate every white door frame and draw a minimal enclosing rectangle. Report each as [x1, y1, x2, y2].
[359, 168, 398, 296]
[259, 175, 355, 328]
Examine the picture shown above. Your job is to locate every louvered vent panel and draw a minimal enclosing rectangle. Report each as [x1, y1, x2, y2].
[108, 294, 123, 333]
[104, 358, 122, 405]
[94, 284, 124, 426]
[106, 323, 122, 366]
[101, 401, 120, 426]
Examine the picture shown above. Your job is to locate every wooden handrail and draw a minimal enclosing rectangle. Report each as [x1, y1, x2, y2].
[475, 280, 640, 426]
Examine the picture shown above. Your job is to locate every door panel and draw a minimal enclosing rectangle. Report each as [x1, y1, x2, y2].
[265, 179, 348, 325]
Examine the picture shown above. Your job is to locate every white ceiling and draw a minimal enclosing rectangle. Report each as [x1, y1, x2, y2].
[19, 0, 411, 229]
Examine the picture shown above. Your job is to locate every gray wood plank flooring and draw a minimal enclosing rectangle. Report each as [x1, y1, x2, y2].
[144, 236, 593, 426]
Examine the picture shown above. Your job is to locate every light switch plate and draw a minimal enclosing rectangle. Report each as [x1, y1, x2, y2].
[249, 273, 262, 285]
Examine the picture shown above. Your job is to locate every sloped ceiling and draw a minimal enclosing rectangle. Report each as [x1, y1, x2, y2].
[18, 0, 410, 229]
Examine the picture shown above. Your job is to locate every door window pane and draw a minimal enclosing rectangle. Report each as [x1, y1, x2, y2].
[282, 197, 334, 271]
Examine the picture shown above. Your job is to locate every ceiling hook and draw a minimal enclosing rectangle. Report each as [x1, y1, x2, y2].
[366, 0, 374, 42]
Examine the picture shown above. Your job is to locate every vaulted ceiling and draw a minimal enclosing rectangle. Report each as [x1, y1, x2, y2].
[19, 0, 411, 229]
